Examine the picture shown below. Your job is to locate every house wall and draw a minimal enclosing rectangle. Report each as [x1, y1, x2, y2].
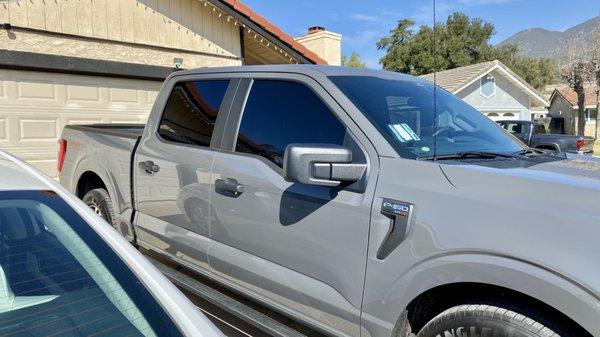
[584, 119, 596, 138]
[0, 0, 247, 178]
[548, 95, 577, 135]
[457, 70, 531, 120]
[295, 30, 342, 66]
[0, 0, 243, 68]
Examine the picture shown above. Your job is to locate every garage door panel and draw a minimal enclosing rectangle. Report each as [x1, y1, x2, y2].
[66, 119, 104, 125]
[109, 87, 143, 104]
[0, 119, 7, 141]
[28, 159, 57, 177]
[19, 119, 58, 140]
[18, 80, 57, 101]
[0, 69, 161, 178]
[67, 84, 101, 102]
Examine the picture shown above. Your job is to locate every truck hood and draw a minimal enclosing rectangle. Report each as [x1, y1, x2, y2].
[440, 154, 600, 213]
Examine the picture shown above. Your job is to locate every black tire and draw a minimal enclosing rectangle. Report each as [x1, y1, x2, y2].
[82, 188, 115, 226]
[417, 305, 559, 337]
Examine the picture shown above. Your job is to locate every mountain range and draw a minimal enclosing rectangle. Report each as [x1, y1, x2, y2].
[498, 16, 599, 60]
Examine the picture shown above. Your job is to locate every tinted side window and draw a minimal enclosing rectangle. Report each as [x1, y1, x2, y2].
[235, 80, 346, 167]
[158, 80, 230, 147]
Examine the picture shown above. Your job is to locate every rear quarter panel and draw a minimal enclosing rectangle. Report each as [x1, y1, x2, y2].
[59, 127, 138, 238]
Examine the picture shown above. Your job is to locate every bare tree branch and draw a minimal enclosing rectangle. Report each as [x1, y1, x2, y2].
[560, 33, 594, 136]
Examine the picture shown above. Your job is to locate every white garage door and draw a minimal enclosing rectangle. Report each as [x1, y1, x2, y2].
[484, 111, 521, 121]
[0, 69, 162, 179]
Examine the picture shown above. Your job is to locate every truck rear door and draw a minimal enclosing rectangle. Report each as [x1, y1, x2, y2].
[133, 76, 237, 272]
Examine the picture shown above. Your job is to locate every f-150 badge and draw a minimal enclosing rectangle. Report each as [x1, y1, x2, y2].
[377, 199, 413, 259]
[381, 200, 410, 217]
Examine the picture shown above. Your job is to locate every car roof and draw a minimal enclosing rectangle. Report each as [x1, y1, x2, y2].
[168, 64, 421, 82]
[0, 152, 49, 191]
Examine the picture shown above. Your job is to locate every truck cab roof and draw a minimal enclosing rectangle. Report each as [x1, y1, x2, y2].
[168, 64, 420, 81]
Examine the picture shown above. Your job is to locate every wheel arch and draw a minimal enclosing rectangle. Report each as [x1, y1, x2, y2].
[369, 253, 600, 337]
[402, 282, 592, 336]
[76, 171, 108, 198]
[534, 143, 560, 152]
[72, 157, 121, 210]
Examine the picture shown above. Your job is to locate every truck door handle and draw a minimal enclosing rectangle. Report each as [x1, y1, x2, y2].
[139, 160, 160, 174]
[215, 178, 244, 198]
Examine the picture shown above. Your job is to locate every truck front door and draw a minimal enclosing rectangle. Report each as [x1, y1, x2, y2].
[134, 77, 234, 272]
[208, 75, 378, 337]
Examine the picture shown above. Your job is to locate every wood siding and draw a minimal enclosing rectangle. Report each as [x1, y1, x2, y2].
[0, 0, 242, 58]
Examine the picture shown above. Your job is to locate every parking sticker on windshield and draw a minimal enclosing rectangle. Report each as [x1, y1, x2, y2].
[389, 124, 420, 142]
[400, 123, 420, 141]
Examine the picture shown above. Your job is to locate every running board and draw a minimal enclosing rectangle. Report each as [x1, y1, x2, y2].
[149, 257, 309, 337]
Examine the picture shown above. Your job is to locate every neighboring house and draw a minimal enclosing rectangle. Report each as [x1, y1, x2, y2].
[547, 85, 598, 137]
[0, 0, 340, 178]
[421, 60, 549, 122]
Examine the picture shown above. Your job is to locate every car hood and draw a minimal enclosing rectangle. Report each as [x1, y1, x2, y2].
[440, 154, 600, 213]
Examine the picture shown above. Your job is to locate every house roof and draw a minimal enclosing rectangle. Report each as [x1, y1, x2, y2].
[550, 84, 598, 108]
[420, 60, 549, 106]
[216, 0, 327, 65]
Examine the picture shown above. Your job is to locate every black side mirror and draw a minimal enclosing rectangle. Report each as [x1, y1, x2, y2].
[283, 144, 367, 187]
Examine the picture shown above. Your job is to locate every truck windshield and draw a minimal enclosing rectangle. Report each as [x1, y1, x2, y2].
[0, 190, 184, 337]
[330, 76, 525, 159]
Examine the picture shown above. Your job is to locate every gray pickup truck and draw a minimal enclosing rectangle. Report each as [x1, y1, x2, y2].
[59, 65, 600, 337]
[497, 120, 594, 154]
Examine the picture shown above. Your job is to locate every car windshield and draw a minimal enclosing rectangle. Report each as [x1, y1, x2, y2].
[0, 190, 183, 337]
[330, 76, 525, 159]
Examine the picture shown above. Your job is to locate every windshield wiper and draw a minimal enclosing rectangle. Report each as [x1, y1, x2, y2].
[512, 148, 546, 156]
[418, 151, 516, 161]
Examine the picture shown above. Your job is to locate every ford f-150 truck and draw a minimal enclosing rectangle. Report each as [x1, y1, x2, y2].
[59, 65, 600, 337]
[497, 120, 594, 154]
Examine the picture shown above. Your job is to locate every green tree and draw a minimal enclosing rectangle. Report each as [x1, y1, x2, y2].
[377, 12, 557, 89]
[341, 52, 367, 68]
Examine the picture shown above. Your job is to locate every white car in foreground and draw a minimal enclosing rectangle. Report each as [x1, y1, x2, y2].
[0, 150, 223, 337]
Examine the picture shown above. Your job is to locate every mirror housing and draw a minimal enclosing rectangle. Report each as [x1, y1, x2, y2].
[283, 144, 367, 187]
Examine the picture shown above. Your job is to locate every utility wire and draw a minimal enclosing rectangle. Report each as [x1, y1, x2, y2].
[433, 0, 438, 161]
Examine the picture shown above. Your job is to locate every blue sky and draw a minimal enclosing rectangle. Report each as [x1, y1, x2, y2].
[242, 0, 600, 68]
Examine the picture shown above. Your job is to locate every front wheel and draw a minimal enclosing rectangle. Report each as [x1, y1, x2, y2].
[82, 188, 115, 227]
[417, 305, 559, 337]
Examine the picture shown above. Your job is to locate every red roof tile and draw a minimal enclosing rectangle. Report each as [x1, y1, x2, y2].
[218, 0, 327, 65]
[554, 84, 599, 107]
[233, 1, 252, 17]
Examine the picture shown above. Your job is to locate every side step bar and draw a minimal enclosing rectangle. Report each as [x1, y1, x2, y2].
[149, 257, 309, 337]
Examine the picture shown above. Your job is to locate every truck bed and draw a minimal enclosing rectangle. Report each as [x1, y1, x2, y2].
[64, 124, 145, 139]
[59, 123, 144, 241]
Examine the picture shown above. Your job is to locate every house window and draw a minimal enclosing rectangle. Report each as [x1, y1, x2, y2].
[480, 75, 495, 98]
[585, 108, 597, 123]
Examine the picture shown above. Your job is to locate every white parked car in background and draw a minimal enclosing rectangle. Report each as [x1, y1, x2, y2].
[0, 150, 223, 337]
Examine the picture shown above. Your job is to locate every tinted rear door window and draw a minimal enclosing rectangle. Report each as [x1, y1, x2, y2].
[235, 80, 346, 167]
[158, 80, 230, 147]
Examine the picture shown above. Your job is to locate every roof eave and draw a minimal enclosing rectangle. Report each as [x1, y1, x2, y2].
[210, 0, 326, 65]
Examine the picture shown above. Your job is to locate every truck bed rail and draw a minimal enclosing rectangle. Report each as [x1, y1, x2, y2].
[64, 124, 145, 139]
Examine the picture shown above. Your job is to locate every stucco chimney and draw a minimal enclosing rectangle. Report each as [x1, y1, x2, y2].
[295, 26, 342, 66]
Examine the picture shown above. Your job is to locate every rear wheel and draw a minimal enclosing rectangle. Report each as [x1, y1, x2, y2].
[417, 304, 560, 337]
[82, 188, 115, 226]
